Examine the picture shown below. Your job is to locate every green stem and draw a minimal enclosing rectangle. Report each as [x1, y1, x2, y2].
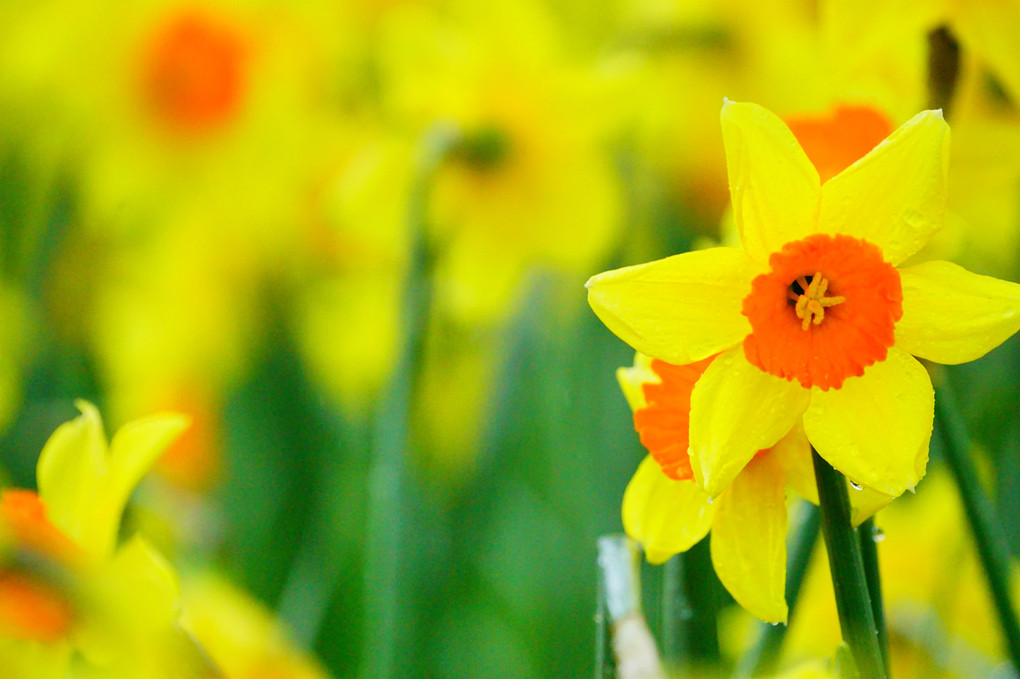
[858, 518, 889, 676]
[812, 450, 887, 679]
[934, 382, 1020, 672]
[733, 500, 821, 678]
[360, 128, 456, 679]
[664, 537, 720, 670]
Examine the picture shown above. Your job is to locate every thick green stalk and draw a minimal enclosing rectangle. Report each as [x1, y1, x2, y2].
[812, 450, 887, 679]
[732, 501, 821, 678]
[934, 382, 1020, 672]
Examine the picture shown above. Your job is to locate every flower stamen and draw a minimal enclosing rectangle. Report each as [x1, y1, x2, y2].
[789, 273, 846, 330]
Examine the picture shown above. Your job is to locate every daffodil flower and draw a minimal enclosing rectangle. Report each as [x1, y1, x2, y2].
[617, 352, 889, 623]
[589, 100, 1020, 503]
[0, 401, 190, 673]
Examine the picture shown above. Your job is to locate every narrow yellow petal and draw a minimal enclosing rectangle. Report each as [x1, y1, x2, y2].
[819, 109, 949, 266]
[710, 454, 788, 623]
[720, 99, 821, 263]
[622, 456, 715, 565]
[896, 260, 1020, 364]
[803, 347, 932, 497]
[37, 400, 107, 552]
[586, 248, 759, 365]
[769, 422, 817, 505]
[690, 346, 810, 498]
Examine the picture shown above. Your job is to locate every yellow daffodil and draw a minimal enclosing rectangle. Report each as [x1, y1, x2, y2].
[0, 401, 193, 677]
[617, 352, 890, 623]
[379, 1, 620, 321]
[589, 100, 1020, 503]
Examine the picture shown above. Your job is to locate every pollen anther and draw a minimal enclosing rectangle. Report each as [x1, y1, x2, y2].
[789, 273, 845, 330]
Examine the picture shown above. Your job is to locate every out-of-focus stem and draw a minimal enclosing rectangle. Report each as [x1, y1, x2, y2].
[662, 537, 720, 672]
[927, 26, 960, 116]
[360, 128, 457, 679]
[598, 535, 665, 679]
[732, 500, 820, 678]
[812, 450, 887, 679]
[934, 382, 1020, 673]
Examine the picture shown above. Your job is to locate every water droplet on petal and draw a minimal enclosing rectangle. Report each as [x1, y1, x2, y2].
[849, 479, 864, 490]
[871, 526, 886, 542]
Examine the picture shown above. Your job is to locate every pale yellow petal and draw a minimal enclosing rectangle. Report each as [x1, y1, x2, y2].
[616, 352, 657, 412]
[37, 400, 107, 552]
[720, 99, 821, 263]
[896, 260, 1020, 364]
[91, 413, 191, 558]
[770, 422, 817, 504]
[819, 109, 949, 266]
[803, 348, 932, 497]
[586, 247, 760, 364]
[690, 346, 811, 498]
[710, 454, 788, 623]
[771, 423, 897, 521]
[622, 456, 715, 565]
[848, 484, 895, 527]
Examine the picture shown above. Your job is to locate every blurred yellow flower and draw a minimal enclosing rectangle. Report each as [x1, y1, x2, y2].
[380, 2, 620, 321]
[589, 100, 1020, 501]
[180, 573, 331, 679]
[36, 401, 189, 561]
[0, 402, 193, 678]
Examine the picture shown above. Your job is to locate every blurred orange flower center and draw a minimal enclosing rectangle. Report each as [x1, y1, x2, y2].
[785, 105, 894, 182]
[742, 234, 902, 391]
[0, 571, 74, 643]
[142, 10, 247, 132]
[1, 490, 80, 563]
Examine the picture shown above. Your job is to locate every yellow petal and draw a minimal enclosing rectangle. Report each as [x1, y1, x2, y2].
[848, 483, 894, 527]
[622, 455, 715, 565]
[710, 454, 788, 623]
[75, 536, 181, 665]
[819, 109, 949, 266]
[770, 423, 895, 522]
[769, 422, 817, 505]
[616, 352, 657, 412]
[37, 402, 189, 560]
[37, 400, 107, 552]
[720, 99, 821, 263]
[803, 347, 932, 497]
[690, 346, 811, 498]
[96, 413, 191, 556]
[896, 260, 1020, 364]
[586, 247, 759, 364]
